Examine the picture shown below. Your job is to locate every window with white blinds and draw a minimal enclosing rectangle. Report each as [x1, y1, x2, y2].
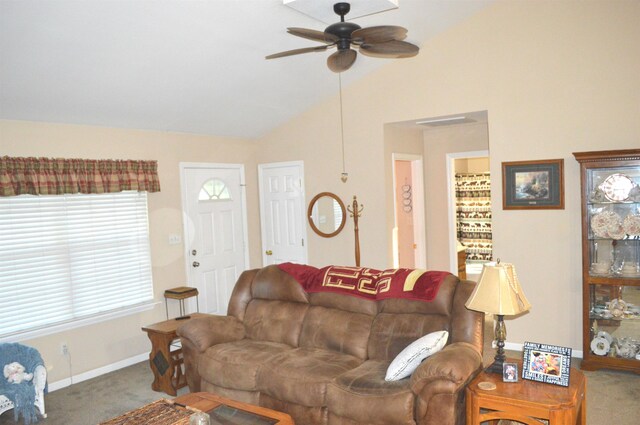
[0, 191, 154, 340]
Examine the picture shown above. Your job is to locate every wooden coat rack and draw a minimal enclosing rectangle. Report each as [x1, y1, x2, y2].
[347, 196, 364, 267]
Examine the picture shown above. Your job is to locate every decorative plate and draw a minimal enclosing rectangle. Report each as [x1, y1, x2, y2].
[597, 331, 613, 345]
[623, 214, 640, 236]
[591, 211, 621, 238]
[599, 173, 635, 202]
[591, 336, 610, 356]
[607, 222, 625, 240]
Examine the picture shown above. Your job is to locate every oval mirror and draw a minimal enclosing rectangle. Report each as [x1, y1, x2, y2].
[307, 192, 346, 238]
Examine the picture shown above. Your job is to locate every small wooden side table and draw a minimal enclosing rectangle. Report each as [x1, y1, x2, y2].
[164, 286, 199, 319]
[466, 362, 586, 425]
[142, 313, 209, 396]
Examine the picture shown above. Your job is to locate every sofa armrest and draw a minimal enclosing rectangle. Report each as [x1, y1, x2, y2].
[177, 315, 245, 392]
[409, 342, 482, 393]
[177, 315, 245, 353]
[409, 342, 482, 424]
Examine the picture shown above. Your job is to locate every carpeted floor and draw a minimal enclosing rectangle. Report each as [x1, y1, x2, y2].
[1, 318, 638, 424]
[0, 360, 188, 425]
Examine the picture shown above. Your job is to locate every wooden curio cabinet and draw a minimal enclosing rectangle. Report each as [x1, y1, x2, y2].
[573, 149, 640, 374]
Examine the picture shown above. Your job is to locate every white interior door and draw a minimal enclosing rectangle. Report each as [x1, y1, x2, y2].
[258, 161, 307, 265]
[180, 163, 248, 315]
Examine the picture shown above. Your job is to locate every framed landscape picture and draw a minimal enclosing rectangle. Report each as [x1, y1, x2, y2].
[502, 159, 564, 210]
[522, 341, 572, 387]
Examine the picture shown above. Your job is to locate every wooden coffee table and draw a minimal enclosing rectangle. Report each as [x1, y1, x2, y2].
[174, 392, 294, 424]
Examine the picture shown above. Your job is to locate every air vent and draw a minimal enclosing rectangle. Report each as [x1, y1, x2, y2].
[415, 116, 476, 127]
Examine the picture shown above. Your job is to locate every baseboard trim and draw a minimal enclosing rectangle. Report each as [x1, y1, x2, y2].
[504, 341, 584, 359]
[48, 353, 148, 392]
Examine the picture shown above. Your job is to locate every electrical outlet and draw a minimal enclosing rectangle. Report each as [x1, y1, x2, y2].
[60, 343, 69, 356]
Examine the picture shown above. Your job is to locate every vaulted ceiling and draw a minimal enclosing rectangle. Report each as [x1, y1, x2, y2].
[0, 0, 493, 139]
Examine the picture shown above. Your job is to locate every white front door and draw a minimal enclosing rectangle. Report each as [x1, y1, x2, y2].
[258, 161, 307, 265]
[180, 163, 248, 315]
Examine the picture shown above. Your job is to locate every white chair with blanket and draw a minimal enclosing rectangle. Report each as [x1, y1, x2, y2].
[0, 343, 47, 424]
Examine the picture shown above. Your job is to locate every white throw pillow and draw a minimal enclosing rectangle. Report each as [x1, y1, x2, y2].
[385, 330, 449, 381]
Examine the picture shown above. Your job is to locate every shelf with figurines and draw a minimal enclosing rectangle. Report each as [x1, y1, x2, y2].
[589, 326, 640, 361]
[589, 285, 640, 361]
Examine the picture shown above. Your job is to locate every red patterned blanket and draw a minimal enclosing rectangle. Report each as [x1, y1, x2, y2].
[277, 263, 450, 302]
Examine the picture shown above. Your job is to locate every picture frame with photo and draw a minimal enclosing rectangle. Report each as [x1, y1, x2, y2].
[522, 341, 572, 387]
[502, 362, 518, 382]
[502, 159, 564, 210]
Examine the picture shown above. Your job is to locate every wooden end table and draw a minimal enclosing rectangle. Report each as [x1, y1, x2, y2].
[174, 392, 295, 424]
[142, 313, 209, 396]
[466, 362, 586, 425]
[164, 286, 199, 319]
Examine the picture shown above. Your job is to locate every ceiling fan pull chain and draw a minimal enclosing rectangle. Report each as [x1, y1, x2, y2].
[339, 73, 348, 183]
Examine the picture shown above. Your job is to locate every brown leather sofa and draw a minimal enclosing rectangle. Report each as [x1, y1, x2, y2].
[177, 265, 484, 425]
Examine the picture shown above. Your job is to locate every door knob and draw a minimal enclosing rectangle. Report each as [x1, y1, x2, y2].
[192, 261, 200, 268]
[265, 250, 273, 256]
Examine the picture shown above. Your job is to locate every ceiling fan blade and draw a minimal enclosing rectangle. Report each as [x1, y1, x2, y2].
[287, 27, 339, 44]
[351, 26, 407, 44]
[266, 45, 332, 60]
[359, 40, 419, 58]
[327, 49, 357, 73]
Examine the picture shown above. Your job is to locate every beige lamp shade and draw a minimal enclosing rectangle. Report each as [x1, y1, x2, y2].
[465, 262, 531, 315]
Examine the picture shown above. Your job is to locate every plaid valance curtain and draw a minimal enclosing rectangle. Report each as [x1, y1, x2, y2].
[0, 156, 160, 196]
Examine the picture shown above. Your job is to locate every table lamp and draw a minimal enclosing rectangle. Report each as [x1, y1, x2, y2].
[465, 260, 531, 374]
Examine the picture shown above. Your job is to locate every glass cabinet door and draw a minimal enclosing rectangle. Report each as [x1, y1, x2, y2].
[575, 149, 640, 373]
[586, 165, 640, 277]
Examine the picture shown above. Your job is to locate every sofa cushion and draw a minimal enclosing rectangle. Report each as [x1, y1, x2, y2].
[258, 347, 362, 407]
[327, 360, 415, 425]
[299, 305, 373, 360]
[260, 394, 328, 425]
[385, 330, 448, 381]
[308, 292, 378, 316]
[253, 265, 310, 303]
[244, 299, 309, 347]
[199, 339, 292, 391]
[367, 313, 450, 362]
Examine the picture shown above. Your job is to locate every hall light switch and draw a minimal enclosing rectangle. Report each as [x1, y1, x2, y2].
[168, 234, 182, 245]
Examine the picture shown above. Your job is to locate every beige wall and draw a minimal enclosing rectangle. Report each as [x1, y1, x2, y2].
[256, 0, 640, 351]
[0, 120, 259, 383]
[3, 0, 639, 381]
[455, 157, 490, 174]
[423, 123, 490, 270]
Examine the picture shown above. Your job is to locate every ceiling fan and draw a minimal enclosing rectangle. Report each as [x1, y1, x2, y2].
[266, 2, 419, 73]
